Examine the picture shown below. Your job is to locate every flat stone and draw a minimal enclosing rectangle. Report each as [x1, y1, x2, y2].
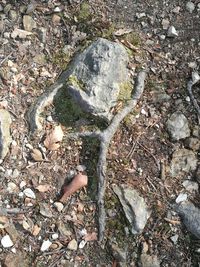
[140, 253, 160, 267]
[0, 109, 12, 160]
[166, 112, 190, 141]
[176, 193, 188, 203]
[52, 14, 61, 24]
[39, 203, 53, 218]
[67, 239, 78, 250]
[186, 1, 195, 13]
[167, 26, 178, 37]
[23, 15, 36, 32]
[182, 180, 198, 192]
[9, 10, 18, 21]
[23, 188, 36, 199]
[112, 184, 151, 234]
[175, 201, 200, 238]
[170, 149, 197, 177]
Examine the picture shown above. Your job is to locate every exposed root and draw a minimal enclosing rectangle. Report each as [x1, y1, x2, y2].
[187, 80, 200, 124]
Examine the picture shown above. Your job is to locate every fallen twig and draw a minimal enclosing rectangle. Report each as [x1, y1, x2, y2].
[0, 52, 13, 66]
[187, 80, 200, 124]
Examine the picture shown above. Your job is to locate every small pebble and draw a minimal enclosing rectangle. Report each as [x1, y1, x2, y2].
[170, 234, 179, 244]
[23, 188, 36, 199]
[176, 193, 188, 203]
[167, 26, 178, 37]
[40, 239, 52, 252]
[186, 1, 195, 13]
[20, 181, 26, 189]
[79, 240, 87, 249]
[76, 165, 86, 172]
[1, 235, 13, 248]
[54, 202, 64, 212]
[52, 233, 59, 240]
[67, 239, 78, 251]
[7, 182, 17, 193]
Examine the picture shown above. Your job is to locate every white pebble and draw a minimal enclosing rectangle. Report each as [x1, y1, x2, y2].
[186, 1, 195, 13]
[79, 240, 87, 249]
[1, 235, 14, 248]
[7, 182, 17, 193]
[185, 96, 190, 102]
[54, 202, 64, 212]
[40, 239, 52, 251]
[52, 233, 59, 240]
[176, 193, 188, 203]
[167, 26, 178, 37]
[20, 181, 26, 189]
[23, 188, 36, 199]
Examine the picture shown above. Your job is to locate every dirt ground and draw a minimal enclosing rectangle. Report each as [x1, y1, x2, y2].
[0, 0, 200, 266]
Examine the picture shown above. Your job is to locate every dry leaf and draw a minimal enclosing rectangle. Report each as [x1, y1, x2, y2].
[83, 232, 97, 241]
[44, 125, 64, 151]
[32, 224, 41, 236]
[114, 28, 133, 36]
[36, 184, 51, 192]
[31, 148, 43, 161]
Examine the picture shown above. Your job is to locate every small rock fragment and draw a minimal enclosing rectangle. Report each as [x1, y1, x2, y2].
[186, 1, 195, 13]
[40, 239, 52, 251]
[39, 203, 53, 218]
[112, 184, 151, 234]
[7, 182, 17, 193]
[1, 235, 13, 248]
[23, 188, 36, 199]
[176, 193, 188, 203]
[166, 112, 190, 141]
[52, 233, 59, 240]
[79, 240, 87, 249]
[54, 202, 64, 212]
[185, 137, 200, 151]
[167, 26, 178, 37]
[67, 239, 78, 250]
[23, 15, 36, 32]
[52, 14, 61, 24]
[140, 253, 160, 267]
[76, 165, 86, 172]
[192, 71, 200, 84]
[0, 109, 12, 160]
[182, 180, 198, 192]
[175, 201, 200, 238]
[170, 149, 197, 177]
[170, 234, 179, 244]
[162, 19, 170, 30]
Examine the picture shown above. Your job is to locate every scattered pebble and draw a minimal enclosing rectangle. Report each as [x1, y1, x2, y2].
[192, 71, 200, 84]
[182, 180, 199, 192]
[76, 165, 86, 172]
[20, 181, 26, 189]
[186, 1, 195, 13]
[23, 188, 36, 199]
[79, 240, 87, 249]
[176, 193, 188, 203]
[170, 234, 179, 244]
[67, 239, 78, 251]
[7, 182, 17, 193]
[167, 26, 178, 37]
[52, 233, 59, 240]
[1, 235, 13, 248]
[54, 202, 64, 212]
[40, 239, 52, 252]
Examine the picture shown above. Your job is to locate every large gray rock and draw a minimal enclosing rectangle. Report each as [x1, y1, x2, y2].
[170, 149, 197, 177]
[166, 111, 190, 141]
[0, 110, 12, 160]
[112, 184, 151, 234]
[66, 38, 129, 120]
[28, 38, 130, 132]
[175, 201, 200, 238]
